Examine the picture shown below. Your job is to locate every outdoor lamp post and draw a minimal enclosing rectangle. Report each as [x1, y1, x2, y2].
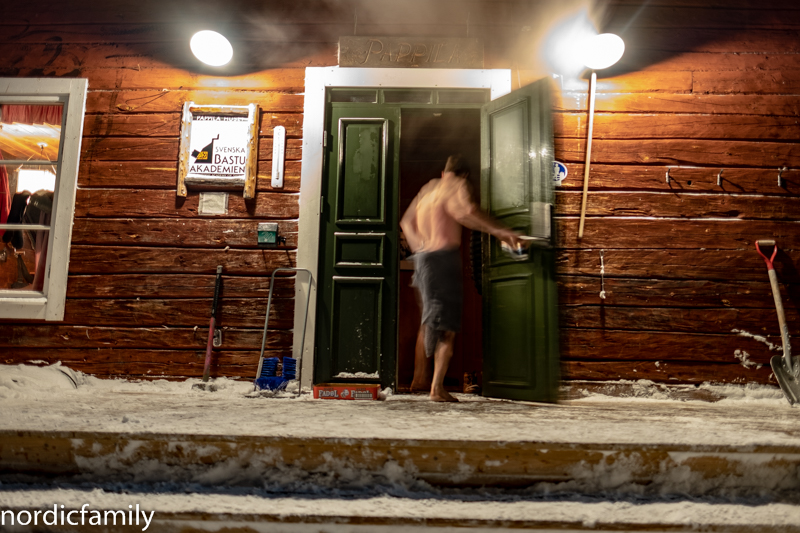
[577, 33, 625, 239]
[190, 30, 234, 67]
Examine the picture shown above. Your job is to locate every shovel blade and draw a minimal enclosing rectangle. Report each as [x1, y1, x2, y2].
[770, 354, 800, 406]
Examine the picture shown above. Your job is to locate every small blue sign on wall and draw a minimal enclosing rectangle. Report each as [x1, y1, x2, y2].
[553, 161, 568, 185]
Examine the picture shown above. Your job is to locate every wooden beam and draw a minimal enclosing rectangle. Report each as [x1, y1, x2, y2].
[555, 138, 800, 167]
[74, 190, 299, 218]
[0, 325, 292, 349]
[78, 160, 301, 192]
[72, 219, 299, 248]
[63, 298, 295, 328]
[68, 246, 296, 274]
[563, 360, 774, 385]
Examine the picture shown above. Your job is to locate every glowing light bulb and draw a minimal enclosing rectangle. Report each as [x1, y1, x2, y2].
[582, 33, 625, 70]
[190, 30, 233, 67]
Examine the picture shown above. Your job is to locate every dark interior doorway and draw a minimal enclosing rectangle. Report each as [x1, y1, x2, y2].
[396, 107, 482, 393]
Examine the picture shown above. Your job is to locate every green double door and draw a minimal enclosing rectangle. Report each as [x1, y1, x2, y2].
[315, 80, 559, 402]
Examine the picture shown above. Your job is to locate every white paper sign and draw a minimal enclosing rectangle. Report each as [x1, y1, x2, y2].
[187, 115, 250, 180]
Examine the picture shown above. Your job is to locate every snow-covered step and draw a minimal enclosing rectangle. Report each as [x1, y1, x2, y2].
[1, 488, 799, 532]
[2, 429, 799, 497]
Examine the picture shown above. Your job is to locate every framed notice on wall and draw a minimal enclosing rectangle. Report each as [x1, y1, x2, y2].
[177, 102, 259, 199]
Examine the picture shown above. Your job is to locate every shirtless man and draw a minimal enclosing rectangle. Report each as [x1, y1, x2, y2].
[400, 154, 524, 402]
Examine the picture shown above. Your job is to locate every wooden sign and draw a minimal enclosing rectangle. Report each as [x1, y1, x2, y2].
[339, 37, 483, 69]
[177, 103, 259, 199]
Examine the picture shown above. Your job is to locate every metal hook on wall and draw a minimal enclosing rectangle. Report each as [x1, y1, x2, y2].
[599, 249, 606, 300]
[665, 168, 671, 184]
[716, 169, 724, 186]
[779, 166, 787, 187]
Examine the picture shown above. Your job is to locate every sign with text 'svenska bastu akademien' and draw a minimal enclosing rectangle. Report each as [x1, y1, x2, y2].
[177, 103, 259, 199]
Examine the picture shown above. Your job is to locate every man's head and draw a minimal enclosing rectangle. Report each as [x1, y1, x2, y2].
[444, 154, 470, 178]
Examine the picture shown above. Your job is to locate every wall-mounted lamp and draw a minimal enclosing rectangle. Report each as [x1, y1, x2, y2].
[190, 30, 233, 67]
[577, 33, 625, 239]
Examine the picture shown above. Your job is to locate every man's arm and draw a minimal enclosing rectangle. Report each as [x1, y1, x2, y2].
[400, 196, 423, 253]
[455, 205, 523, 249]
[447, 179, 524, 249]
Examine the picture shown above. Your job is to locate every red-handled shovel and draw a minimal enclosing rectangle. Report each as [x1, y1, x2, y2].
[193, 265, 223, 392]
[755, 240, 799, 406]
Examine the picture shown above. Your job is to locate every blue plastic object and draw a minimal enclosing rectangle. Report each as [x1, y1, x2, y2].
[254, 376, 289, 391]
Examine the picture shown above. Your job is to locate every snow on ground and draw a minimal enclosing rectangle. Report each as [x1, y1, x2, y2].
[1, 364, 799, 530]
[0, 363, 796, 447]
[1, 486, 800, 530]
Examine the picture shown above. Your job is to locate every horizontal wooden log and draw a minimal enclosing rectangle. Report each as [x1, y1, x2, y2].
[694, 70, 800, 95]
[561, 329, 779, 365]
[69, 247, 295, 275]
[554, 190, 800, 220]
[87, 90, 304, 114]
[607, 0, 800, 10]
[555, 138, 800, 168]
[72, 219, 299, 248]
[66, 274, 296, 299]
[613, 50, 800, 73]
[74, 189, 299, 218]
[0, 42, 335, 70]
[0, 67, 306, 92]
[555, 218, 800, 252]
[78, 161, 301, 192]
[556, 249, 800, 285]
[606, 5, 800, 29]
[62, 298, 295, 328]
[558, 276, 794, 310]
[0, 325, 292, 350]
[83, 113, 179, 137]
[555, 113, 800, 141]
[0, 0, 535, 27]
[614, 29, 800, 54]
[562, 306, 797, 337]
[555, 164, 800, 196]
[0, 350, 288, 380]
[534, 71, 694, 94]
[562, 360, 773, 385]
[83, 112, 303, 138]
[553, 92, 800, 117]
[81, 137, 302, 162]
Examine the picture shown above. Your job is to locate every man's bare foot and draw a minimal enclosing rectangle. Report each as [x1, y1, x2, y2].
[430, 389, 459, 402]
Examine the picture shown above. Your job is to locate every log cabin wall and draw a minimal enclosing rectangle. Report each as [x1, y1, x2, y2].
[0, 0, 797, 386]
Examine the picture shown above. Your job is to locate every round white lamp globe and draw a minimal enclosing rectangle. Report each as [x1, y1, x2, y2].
[190, 30, 233, 67]
[582, 33, 625, 70]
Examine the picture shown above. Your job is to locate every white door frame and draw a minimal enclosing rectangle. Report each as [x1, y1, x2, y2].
[295, 66, 512, 388]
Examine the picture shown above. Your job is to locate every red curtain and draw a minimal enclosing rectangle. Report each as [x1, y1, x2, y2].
[1, 104, 63, 125]
[0, 152, 8, 238]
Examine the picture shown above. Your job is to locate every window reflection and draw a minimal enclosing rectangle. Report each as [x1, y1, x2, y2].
[0, 104, 61, 292]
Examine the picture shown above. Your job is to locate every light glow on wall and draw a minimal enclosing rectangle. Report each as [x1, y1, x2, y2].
[190, 30, 233, 67]
[542, 11, 624, 75]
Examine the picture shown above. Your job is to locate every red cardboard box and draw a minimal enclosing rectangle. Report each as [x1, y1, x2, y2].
[313, 383, 380, 400]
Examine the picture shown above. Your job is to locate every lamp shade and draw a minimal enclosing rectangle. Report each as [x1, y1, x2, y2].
[190, 30, 233, 67]
[582, 33, 625, 70]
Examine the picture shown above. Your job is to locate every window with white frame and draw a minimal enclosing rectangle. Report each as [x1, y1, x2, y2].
[0, 78, 87, 321]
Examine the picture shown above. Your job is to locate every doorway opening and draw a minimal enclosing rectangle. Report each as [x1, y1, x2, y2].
[397, 107, 483, 393]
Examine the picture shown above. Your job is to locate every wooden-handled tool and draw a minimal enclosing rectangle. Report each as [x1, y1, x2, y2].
[194, 265, 223, 391]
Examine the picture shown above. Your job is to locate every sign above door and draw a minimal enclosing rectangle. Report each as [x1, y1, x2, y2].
[339, 37, 483, 69]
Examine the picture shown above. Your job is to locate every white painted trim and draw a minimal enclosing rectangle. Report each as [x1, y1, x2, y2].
[0, 78, 88, 321]
[295, 67, 511, 388]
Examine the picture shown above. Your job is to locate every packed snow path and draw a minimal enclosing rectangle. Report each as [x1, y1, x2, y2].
[0, 364, 796, 447]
